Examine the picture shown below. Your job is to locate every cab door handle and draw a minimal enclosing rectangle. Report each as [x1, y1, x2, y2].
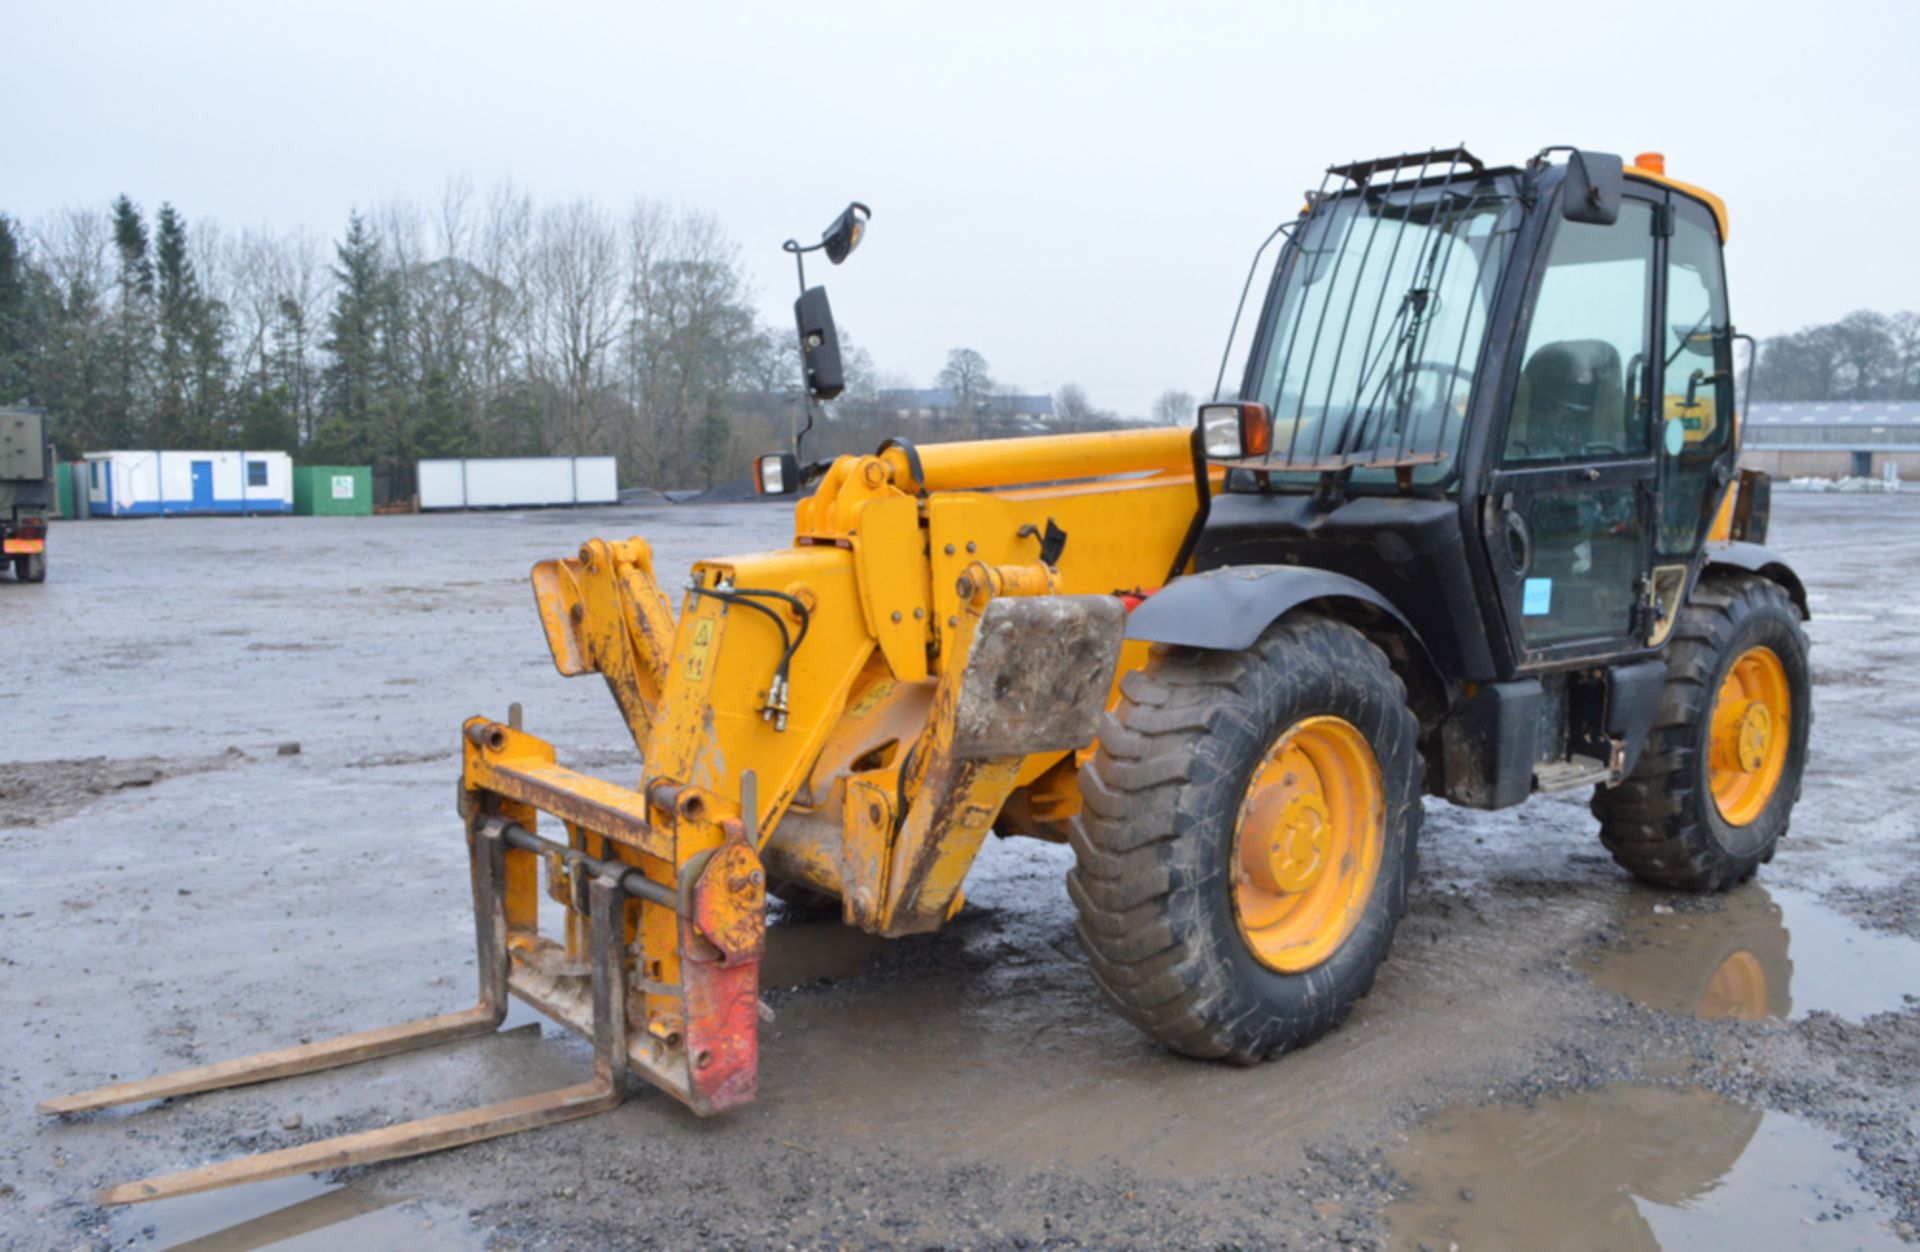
[1500, 503, 1533, 574]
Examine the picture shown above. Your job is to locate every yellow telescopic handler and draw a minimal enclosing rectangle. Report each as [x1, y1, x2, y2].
[46, 147, 1811, 1205]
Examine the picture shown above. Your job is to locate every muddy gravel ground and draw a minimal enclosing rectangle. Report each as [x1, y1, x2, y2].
[3, 493, 1918, 1250]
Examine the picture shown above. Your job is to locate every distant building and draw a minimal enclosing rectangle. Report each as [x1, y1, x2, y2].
[877, 389, 1057, 424]
[83, 450, 293, 517]
[1740, 402, 1920, 480]
[878, 388, 958, 419]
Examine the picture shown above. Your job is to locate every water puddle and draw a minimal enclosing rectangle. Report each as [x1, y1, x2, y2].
[1386, 1084, 1903, 1250]
[761, 917, 888, 989]
[128, 1174, 473, 1250]
[1579, 882, 1920, 1021]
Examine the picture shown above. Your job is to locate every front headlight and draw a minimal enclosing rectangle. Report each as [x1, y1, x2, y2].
[754, 452, 800, 496]
[1198, 402, 1271, 459]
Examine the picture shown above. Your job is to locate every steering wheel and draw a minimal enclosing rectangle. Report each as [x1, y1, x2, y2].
[1374, 361, 1475, 449]
[1382, 360, 1476, 393]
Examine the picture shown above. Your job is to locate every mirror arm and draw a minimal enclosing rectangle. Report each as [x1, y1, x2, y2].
[793, 391, 818, 462]
[781, 240, 816, 298]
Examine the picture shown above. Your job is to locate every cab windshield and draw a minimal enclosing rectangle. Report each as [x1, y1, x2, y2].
[1240, 169, 1523, 490]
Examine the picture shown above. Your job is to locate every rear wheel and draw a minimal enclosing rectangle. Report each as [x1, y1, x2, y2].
[1593, 573, 1810, 890]
[1069, 613, 1423, 1062]
[13, 552, 45, 583]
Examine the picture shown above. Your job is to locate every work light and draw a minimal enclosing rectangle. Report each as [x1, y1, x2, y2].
[1199, 402, 1271, 459]
[754, 451, 801, 496]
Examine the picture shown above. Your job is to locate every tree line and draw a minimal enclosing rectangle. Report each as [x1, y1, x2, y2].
[1752, 310, 1920, 403]
[0, 186, 1146, 503]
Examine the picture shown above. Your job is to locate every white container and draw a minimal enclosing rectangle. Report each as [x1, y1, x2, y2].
[416, 457, 619, 510]
[416, 459, 468, 511]
[83, 450, 293, 517]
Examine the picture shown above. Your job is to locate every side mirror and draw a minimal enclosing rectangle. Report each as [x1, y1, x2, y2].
[1562, 150, 1624, 225]
[822, 202, 871, 265]
[794, 286, 845, 400]
[754, 451, 801, 496]
[1198, 401, 1272, 459]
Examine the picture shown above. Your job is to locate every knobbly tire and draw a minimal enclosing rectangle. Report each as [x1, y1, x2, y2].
[1068, 612, 1423, 1062]
[1593, 572, 1811, 891]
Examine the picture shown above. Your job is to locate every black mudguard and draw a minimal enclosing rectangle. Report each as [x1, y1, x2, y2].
[1702, 542, 1809, 620]
[1126, 565, 1424, 652]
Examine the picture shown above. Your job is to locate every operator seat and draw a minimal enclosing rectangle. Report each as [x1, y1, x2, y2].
[1510, 340, 1626, 459]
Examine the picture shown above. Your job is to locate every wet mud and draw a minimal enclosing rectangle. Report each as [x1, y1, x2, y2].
[3, 494, 1919, 1249]
[0, 749, 246, 828]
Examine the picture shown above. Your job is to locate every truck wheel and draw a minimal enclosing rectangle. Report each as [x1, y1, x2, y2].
[1069, 613, 1423, 1062]
[14, 552, 45, 583]
[1593, 573, 1810, 891]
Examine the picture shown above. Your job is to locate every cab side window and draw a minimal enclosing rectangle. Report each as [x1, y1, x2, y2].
[1503, 199, 1655, 464]
[1658, 200, 1733, 556]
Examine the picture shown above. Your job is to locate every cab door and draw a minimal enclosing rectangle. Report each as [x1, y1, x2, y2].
[1654, 196, 1738, 560]
[1481, 191, 1661, 668]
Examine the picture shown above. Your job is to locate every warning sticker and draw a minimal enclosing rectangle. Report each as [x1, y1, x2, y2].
[331, 474, 354, 499]
[1522, 577, 1553, 616]
[684, 617, 717, 682]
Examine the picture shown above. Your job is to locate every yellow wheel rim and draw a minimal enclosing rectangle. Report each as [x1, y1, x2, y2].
[1708, 646, 1791, 827]
[1231, 716, 1385, 974]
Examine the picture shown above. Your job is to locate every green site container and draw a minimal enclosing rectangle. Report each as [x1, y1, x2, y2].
[54, 461, 74, 518]
[292, 465, 373, 516]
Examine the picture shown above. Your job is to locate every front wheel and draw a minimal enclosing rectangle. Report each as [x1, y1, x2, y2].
[1068, 613, 1423, 1062]
[1593, 572, 1811, 891]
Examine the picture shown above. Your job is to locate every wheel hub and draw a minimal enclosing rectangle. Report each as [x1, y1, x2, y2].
[1244, 791, 1332, 895]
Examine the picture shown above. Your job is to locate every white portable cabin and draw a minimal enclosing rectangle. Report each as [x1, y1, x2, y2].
[83, 451, 294, 517]
[417, 456, 618, 510]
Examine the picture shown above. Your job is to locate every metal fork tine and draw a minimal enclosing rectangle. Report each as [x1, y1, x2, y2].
[93, 1078, 622, 1205]
[38, 1007, 503, 1116]
[42, 821, 516, 1119]
[83, 853, 634, 1207]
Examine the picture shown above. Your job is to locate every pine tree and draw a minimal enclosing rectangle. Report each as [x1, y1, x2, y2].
[153, 204, 201, 445]
[372, 262, 415, 498]
[0, 214, 32, 406]
[321, 212, 382, 466]
[271, 295, 316, 445]
[105, 195, 154, 445]
[414, 366, 470, 459]
[695, 397, 730, 489]
[238, 384, 298, 451]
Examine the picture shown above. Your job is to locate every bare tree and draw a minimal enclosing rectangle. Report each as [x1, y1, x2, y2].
[526, 199, 624, 455]
[936, 347, 992, 420]
[30, 209, 114, 448]
[1152, 388, 1195, 426]
[1054, 383, 1097, 431]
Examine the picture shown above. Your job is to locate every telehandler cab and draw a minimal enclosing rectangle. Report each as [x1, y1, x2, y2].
[47, 146, 1810, 1205]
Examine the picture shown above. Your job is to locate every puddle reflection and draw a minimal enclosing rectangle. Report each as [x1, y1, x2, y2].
[762, 916, 887, 989]
[1580, 883, 1920, 1022]
[1386, 1085, 1902, 1250]
[130, 1174, 470, 1251]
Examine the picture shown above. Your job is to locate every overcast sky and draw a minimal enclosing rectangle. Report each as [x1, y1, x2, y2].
[8, 0, 1916, 418]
